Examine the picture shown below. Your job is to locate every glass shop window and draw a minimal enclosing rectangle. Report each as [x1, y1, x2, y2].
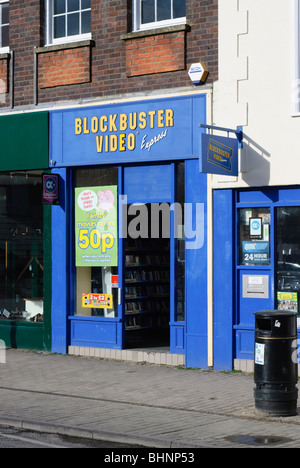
[276, 207, 300, 315]
[0, 172, 44, 322]
[74, 167, 119, 318]
[238, 207, 271, 266]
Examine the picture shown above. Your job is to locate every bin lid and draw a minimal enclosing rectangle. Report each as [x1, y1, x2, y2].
[254, 310, 297, 317]
[254, 310, 297, 337]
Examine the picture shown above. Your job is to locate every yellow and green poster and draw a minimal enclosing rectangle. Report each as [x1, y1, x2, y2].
[75, 186, 118, 267]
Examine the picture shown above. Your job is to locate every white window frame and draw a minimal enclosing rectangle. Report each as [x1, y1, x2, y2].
[0, 0, 9, 53]
[292, 0, 300, 115]
[45, 0, 91, 46]
[132, 0, 186, 32]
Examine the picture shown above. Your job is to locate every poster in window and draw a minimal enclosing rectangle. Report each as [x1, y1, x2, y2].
[277, 291, 298, 313]
[75, 185, 118, 267]
[250, 217, 262, 239]
[242, 241, 270, 265]
[82, 293, 113, 309]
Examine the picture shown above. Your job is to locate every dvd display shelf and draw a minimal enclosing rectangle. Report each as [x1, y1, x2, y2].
[124, 239, 170, 331]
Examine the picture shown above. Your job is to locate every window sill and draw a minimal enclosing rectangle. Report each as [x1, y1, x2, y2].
[68, 315, 119, 322]
[121, 23, 190, 40]
[0, 319, 43, 326]
[34, 39, 95, 54]
[0, 51, 10, 59]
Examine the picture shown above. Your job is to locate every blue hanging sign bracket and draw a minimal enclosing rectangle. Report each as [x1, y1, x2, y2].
[199, 124, 243, 148]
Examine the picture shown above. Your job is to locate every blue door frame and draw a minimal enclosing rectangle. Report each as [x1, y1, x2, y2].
[214, 187, 300, 371]
[213, 189, 275, 370]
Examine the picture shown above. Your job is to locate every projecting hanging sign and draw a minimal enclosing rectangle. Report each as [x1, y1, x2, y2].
[199, 124, 243, 176]
[200, 133, 239, 176]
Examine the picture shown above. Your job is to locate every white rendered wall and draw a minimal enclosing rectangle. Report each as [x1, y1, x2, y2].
[212, 0, 299, 189]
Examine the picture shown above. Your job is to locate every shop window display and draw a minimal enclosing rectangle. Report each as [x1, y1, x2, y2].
[75, 167, 119, 318]
[238, 205, 300, 316]
[0, 172, 44, 322]
[276, 207, 300, 315]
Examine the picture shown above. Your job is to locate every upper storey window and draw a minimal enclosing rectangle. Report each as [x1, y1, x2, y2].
[0, 1, 9, 51]
[133, 0, 186, 32]
[45, 0, 91, 45]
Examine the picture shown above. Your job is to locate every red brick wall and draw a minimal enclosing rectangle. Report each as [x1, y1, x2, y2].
[125, 30, 186, 77]
[37, 45, 92, 89]
[1, 0, 218, 108]
[9, 0, 43, 106]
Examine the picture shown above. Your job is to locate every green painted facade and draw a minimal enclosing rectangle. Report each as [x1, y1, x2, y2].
[0, 111, 51, 351]
[0, 112, 49, 171]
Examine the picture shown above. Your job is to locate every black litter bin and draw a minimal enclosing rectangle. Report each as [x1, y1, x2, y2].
[254, 310, 298, 416]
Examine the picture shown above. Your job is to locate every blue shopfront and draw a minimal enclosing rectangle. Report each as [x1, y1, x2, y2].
[214, 187, 300, 371]
[49, 93, 210, 368]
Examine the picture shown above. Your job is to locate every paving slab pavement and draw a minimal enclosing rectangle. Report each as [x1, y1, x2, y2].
[0, 349, 299, 448]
